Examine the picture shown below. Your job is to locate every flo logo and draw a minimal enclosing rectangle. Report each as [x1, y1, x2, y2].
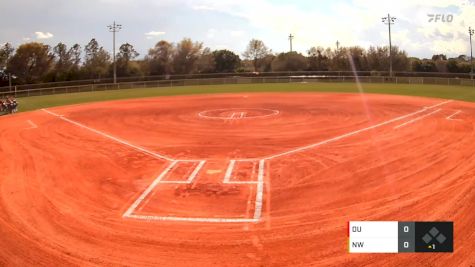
[428, 14, 454, 23]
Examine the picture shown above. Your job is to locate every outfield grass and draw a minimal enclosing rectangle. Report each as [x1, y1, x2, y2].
[15, 82, 475, 112]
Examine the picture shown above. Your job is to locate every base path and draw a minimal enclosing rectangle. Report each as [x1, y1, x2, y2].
[0, 92, 474, 266]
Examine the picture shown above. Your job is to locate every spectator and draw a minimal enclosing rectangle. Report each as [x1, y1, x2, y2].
[0, 96, 18, 114]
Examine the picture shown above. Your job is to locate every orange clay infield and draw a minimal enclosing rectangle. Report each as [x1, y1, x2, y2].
[0, 92, 475, 266]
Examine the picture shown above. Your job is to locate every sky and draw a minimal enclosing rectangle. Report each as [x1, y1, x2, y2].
[1, 0, 475, 59]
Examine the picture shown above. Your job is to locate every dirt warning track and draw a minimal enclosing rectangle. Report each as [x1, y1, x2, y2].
[0, 92, 474, 266]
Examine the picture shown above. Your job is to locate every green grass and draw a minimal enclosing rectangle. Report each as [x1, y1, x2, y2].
[15, 82, 475, 113]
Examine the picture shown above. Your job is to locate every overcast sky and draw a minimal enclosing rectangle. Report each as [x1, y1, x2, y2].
[1, 0, 475, 59]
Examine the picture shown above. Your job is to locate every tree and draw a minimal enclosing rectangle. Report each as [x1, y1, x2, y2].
[432, 54, 447, 61]
[329, 47, 351, 71]
[0, 43, 14, 83]
[390, 46, 410, 71]
[83, 38, 110, 79]
[7, 42, 54, 83]
[307, 46, 330, 71]
[271, 52, 308, 71]
[116, 43, 140, 77]
[53, 42, 79, 81]
[195, 48, 216, 73]
[146, 40, 174, 75]
[0, 43, 14, 70]
[173, 38, 203, 74]
[242, 39, 271, 72]
[69, 44, 82, 69]
[212, 49, 240, 73]
[347, 46, 368, 71]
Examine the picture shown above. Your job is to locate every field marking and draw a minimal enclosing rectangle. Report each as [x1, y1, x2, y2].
[393, 109, 441, 129]
[160, 160, 206, 184]
[44, 99, 452, 224]
[253, 160, 265, 220]
[262, 100, 452, 160]
[124, 214, 259, 223]
[25, 120, 38, 129]
[446, 110, 462, 121]
[223, 160, 259, 184]
[123, 161, 178, 217]
[198, 108, 279, 120]
[42, 109, 174, 161]
[223, 160, 236, 183]
[43, 108, 265, 223]
[124, 159, 265, 223]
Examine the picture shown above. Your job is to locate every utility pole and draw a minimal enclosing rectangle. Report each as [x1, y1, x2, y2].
[382, 14, 396, 77]
[108, 21, 122, 84]
[470, 27, 474, 79]
[336, 40, 340, 50]
[288, 34, 294, 52]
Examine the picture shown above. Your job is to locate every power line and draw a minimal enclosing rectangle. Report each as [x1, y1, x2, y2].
[108, 21, 122, 84]
[382, 14, 396, 77]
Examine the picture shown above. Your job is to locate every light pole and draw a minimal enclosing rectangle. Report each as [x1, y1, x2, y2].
[470, 27, 474, 79]
[289, 34, 294, 52]
[382, 14, 396, 77]
[108, 21, 122, 84]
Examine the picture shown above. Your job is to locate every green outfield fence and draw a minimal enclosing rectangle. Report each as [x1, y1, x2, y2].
[1, 75, 474, 98]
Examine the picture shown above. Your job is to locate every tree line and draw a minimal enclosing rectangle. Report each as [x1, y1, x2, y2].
[0, 38, 473, 86]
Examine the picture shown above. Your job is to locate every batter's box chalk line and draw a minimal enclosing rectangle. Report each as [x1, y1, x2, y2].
[122, 159, 265, 223]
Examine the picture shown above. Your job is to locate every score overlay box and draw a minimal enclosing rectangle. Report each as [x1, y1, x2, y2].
[348, 221, 453, 253]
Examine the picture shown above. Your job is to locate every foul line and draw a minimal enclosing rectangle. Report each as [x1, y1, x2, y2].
[42, 109, 174, 161]
[262, 100, 452, 160]
[393, 109, 441, 129]
[446, 110, 462, 121]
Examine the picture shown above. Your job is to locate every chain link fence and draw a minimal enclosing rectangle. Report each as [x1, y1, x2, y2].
[1, 75, 474, 98]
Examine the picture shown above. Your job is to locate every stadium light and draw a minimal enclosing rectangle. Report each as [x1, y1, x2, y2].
[108, 21, 122, 84]
[470, 27, 474, 79]
[382, 14, 396, 77]
[289, 34, 294, 52]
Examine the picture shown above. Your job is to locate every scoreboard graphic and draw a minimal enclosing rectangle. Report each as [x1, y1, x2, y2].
[348, 221, 453, 253]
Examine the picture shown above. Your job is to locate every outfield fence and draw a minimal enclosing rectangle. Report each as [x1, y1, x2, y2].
[1, 75, 474, 98]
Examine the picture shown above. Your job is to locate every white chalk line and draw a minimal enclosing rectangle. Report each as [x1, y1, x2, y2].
[25, 120, 38, 129]
[262, 100, 452, 160]
[43, 99, 453, 223]
[125, 214, 259, 223]
[160, 160, 206, 184]
[42, 108, 264, 223]
[393, 109, 441, 129]
[41, 109, 174, 161]
[123, 161, 178, 217]
[446, 110, 462, 121]
[253, 160, 265, 220]
[124, 159, 265, 222]
[223, 160, 235, 183]
[198, 108, 279, 120]
[223, 160, 259, 184]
